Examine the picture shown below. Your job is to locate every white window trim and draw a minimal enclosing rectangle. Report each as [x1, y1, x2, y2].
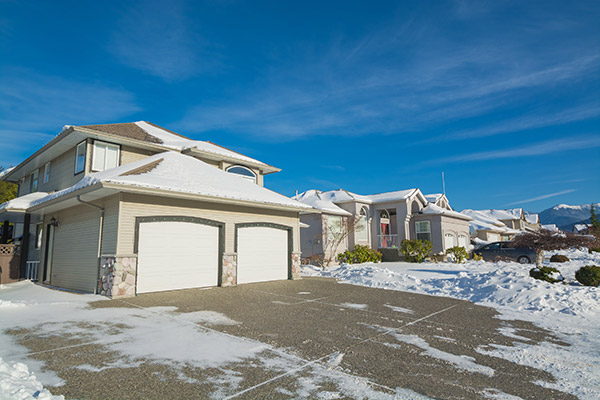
[75, 141, 86, 174]
[92, 140, 121, 172]
[415, 220, 431, 242]
[44, 161, 51, 183]
[30, 169, 39, 193]
[35, 223, 43, 249]
[225, 165, 257, 184]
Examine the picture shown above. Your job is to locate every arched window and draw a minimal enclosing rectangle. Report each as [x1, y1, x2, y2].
[356, 207, 368, 241]
[226, 165, 257, 184]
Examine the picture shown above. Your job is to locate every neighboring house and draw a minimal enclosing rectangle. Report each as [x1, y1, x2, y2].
[524, 212, 542, 231]
[294, 189, 471, 261]
[460, 209, 520, 243]
[542, 224, 560, 232]
[0, 121, 311, 297]
[573, 223, 591, 234]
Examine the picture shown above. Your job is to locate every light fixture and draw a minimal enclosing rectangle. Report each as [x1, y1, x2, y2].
[50, 217, 59, 227]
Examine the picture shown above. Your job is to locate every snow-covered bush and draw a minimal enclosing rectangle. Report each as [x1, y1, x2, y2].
[529, 266, 564, 283]
[550, 254, 570, 263]
[575, 265, 600, 287]
[337, 245, 382, 264]
[302, 254, 324, 269]
[446, 246, 468, 263]
[400, 239, 432, 263]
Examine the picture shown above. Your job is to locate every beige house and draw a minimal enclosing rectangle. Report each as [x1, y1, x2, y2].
[460, 209, 520, 243]
[294, 189, 472, 261]
[0, 122, 311, 296]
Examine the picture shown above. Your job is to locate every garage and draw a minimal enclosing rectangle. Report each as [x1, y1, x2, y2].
[136, 217, 223, 294]
[236, 224, 290, 284]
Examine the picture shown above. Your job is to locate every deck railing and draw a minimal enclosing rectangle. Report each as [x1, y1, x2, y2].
[377, 234, 399, 248]
[25, 261, 40, 281]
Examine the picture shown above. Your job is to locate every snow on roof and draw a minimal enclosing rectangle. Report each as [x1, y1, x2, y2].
[466, 209, 520, 221]
[297, 188, 420, 209]
[364, 189, 417, 203]
[0, 167, 14, 180]
[425, 193, 443, 203]
[573, 224, 591, 232]
[134, 122, 268, 167]
[525, 213, 539, 224]
[542, 224, 559, 232]
[460, 209, 507, 227]
[293, 190, 352, 215]
[418, 204, 472, 220]
[29, 152, 310, 211]
[503, 208, 524, 219]
[0, 192, 49, 212]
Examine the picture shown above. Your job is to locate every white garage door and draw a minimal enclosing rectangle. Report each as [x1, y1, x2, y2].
[458, 234, 469, 249]
[137, 221, 219, 294]
[237, 226, 289, 284]
[444, 232, 457, 250]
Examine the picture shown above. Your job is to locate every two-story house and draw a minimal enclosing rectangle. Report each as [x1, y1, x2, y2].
[294, 189, 472, 261]
[0, 122, 311, 296]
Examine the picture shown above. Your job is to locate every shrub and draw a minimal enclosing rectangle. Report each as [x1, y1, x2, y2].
[550, 254, 569, 263]
[575, 265, 600, 287]
[447, 246, 468, 263]
[589, 247, 600, 254]
[337, 245, 382, 264]
[302, 254, 325, 269]
[529, 266, 564, 283]
[400, 239, 432, 263]
[472, 252, 483, 261]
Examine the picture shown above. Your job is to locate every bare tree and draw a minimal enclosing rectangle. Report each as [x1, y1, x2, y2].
[320, 214, 365, 269]
[510, 229, 592, 267]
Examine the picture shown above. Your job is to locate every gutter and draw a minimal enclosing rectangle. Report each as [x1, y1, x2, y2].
[76, 195, 104, 295]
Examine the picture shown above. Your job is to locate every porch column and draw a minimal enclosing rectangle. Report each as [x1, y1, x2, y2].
[19, 213, 31, 279]
[1, 221, 9, 244]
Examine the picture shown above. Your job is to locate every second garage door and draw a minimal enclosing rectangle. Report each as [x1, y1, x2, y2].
[137, 220, 220, 294]
[237, 226, 289, 284]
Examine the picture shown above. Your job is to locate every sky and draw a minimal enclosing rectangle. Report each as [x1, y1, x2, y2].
[0, 0, 598, 213]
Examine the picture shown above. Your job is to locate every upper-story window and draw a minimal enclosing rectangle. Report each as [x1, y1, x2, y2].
[44, 162, 51, 183]
[75, 141, 86, 174]
[226, 165, 256, 184]
[30, 169, 39, 193]
[92, 141, 120, 172]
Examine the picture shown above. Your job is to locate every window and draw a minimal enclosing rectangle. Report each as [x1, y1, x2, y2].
[415, 221, 431, 242]
[356, 207, 368, 241]
[92, 141, 120, 171]
[326, 215, 342, 239]
[35, 223, 43, 249]
[75, 141, 86, 174]
[444, 232, 456, 250]
[44, 162, 51, 183]
[226, 165, 257, 184]
[30, 169, 39, 193]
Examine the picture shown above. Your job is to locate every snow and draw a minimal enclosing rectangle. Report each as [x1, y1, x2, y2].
[463, 209, 520, 222]
[297, 188, 420, 208]
[293, 190, 352, 215]
[303, 248, 600, 399]
[418, 203, 472, 220]
[0, 357, 64, 400]
[0, 167, 15, 180]
[135, 121, 268, 167]
[425, 193, 443, 203]
[28, 152, 311, 211]
[525, 212, 539, 224]
[0, 192, 49, 212]
[340, 302, 368, 310]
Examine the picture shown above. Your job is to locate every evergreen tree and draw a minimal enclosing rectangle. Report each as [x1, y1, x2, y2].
[591, 204, 600, 230]
[0, 166, 17, 204]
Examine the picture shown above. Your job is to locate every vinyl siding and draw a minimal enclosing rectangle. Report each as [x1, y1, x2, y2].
[117, 193, 300, 255]
[48, 204, 101, 293]
[100, 195, 120, 255]
[120, 145, 158, 166]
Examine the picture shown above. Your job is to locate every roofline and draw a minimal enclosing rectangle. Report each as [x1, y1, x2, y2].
[182, 147, 281, 174]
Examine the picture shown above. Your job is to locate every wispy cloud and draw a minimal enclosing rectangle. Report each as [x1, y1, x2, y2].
[0, 68, 140, 164]
[109, 0, 213, 81]
[425, 135, 600, 165]
[175, 3, 600, 140]
[507, 189, 577, 206]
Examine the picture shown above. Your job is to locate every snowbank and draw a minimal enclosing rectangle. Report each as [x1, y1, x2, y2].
[0, 357, 63, 400]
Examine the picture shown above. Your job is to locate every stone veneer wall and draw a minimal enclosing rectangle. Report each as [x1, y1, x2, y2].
[221, 253, 237, 287]
[98, 255, 137, 298]
[291, 252, 302, 280]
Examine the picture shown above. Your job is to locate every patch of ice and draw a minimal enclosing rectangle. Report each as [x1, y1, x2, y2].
[384, 304, 414, 314]
[298, 292, 311, 295]
[340, 303, 368, 310]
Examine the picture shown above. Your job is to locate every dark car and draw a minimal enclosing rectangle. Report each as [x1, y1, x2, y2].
[472, 241, 536, 264]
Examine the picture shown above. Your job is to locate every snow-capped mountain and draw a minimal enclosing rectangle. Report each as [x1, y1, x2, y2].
[539, 203, 600, 231]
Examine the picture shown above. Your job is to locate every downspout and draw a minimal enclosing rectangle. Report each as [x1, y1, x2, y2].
[76, 195, 104, 295]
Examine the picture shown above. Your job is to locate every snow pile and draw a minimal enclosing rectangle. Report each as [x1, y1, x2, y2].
[0, 357, 63, 400]
[303, 248, 600, 399]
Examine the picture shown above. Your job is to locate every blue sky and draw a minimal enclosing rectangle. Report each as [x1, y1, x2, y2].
[0, 0, 598, 213]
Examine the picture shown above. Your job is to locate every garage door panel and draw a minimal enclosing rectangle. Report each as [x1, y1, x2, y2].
[237, 226, 288, 284]
[137, 221, 219, 293]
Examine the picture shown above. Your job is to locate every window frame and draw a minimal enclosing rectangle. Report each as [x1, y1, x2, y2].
[92, 140, 121, 172]
[74, 141, 87, 175]
[30, 169, 39, 193]
[415, 220, 431, 242]
[44, 161, 51, 183]
[356, 207, 369, 241]
[225, 165, 257, 184]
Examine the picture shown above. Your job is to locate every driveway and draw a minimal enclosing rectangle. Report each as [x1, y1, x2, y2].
[8, 277, 573, 399]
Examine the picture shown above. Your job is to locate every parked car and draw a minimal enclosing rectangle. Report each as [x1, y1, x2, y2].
[472, 241, 536, 264]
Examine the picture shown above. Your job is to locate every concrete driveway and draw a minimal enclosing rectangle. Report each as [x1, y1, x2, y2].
[10, 277, 573, 399]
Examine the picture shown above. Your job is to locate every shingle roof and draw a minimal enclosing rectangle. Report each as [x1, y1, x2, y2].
[79, 122, 168, 144]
